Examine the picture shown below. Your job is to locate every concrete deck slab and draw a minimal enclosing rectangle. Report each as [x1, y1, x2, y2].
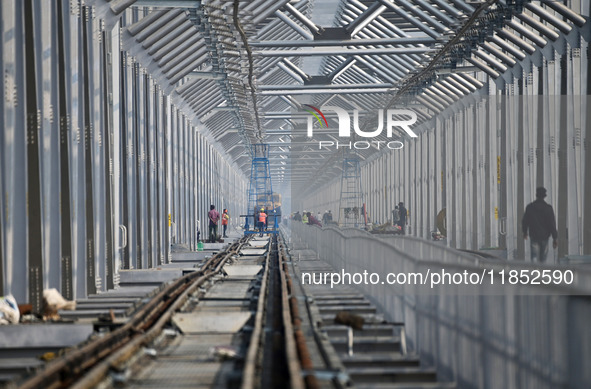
[172, 312, 251, 334]
[128, 334, 238, 389]
[171, 252, 210, 262]
[247, 241, 268, 248]
[206, 282, 252, 299]
[202, 243, 228, 250]
[119, 269, 182, 284]
[223, 265, 262, 277]
[239, 248, 266, 256]
[250, 236, 269, 242]
[88, 286, 157, 298]
[0, 323, 93, 348]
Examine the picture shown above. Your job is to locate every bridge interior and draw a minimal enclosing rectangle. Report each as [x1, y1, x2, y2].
[0, 0, 590, 388]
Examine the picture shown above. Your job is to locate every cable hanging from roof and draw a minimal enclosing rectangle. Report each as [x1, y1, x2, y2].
[233, 0, 263, 141]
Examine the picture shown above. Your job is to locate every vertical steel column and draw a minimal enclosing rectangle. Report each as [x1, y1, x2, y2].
[536, 65, 545, 186]
[189, 122, 195, 248]
[460, 112, 467, 248]
[208, 145, 212, 208]
[91, 12, 105, 292]
[0, 2, 4, 295]
[557, 52, 568, 259]
[0, 161, 3, 292]
[440, 118, 448, 245]
[82, 6, 96, 294]
[38, 1, 61, 291]
[170, 106, 176, 244]
[70, 4, 85, 298]
[174, 108, 180, 244]
[584, 41, 591, 254]
[436, 117, 446, 240]
[181, 116, 187, 245]
[176, 109, 181, 244]
[144, 74, 152, 268]
[516, 78, 525, 259]
[403, 138, 410, 234]
[163, 96, 170, 263]
[190, 126, 195, 249]
[24, 0, 45, 311]
[472, 104, 479, 249]
[57, 0, 74, 298]
[120, 53, 130, 269]
[499, 91, 507, 252]
[102, 29, 115, 289]
[483, 99, 491, 247]
[385, 156, 389, 225]
[110, 24, 121, 282]
[426, 131, 432, 239]
[154, 88, 162, 265]
[569, 46, 583, 255]
[187, 122, 192, 249]
[449, 117, 457, 248]
[197, 134, 202, 236]
[133, 63, 143, 268]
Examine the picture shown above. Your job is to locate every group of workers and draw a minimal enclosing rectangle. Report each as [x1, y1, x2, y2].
[391, 202, 408, 234]
[238, 186, 557, 264]
[292, 210, 333, 227]
[207, 205, 230, 243]
[205, 187, 556, 263]
[208, 204, 281, 240]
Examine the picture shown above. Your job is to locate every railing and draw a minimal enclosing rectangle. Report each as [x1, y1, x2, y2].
[289, 222, 591, 389]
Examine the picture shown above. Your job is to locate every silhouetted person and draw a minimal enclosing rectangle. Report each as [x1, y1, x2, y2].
[522, 187, 558, 263]
[323, 210, 333, 224]
[392, 205, 400, 226]
[397, 202, 407, 234]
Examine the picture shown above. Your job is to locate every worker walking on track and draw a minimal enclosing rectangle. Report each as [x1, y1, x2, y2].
[258, 208, 267, 237]
[522, 187, 558, 263]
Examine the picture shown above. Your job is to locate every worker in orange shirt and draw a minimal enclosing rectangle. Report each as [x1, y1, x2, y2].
[258, 208, 267, 237]
[221, 209, 229, 238]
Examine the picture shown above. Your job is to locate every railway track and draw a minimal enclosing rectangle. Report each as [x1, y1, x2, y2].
[9, 231, 454, 389]
[283, 227, 456, 389]
[9, 234, 313, 389]
[11, 238, 246, 388]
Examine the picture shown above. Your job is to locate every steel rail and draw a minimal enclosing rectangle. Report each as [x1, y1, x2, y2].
[240, 239, 272, 389]
[242, 235, 308, 389]
[278, 227, 351, 389]
[70, 245, 239, 389]
[278, 237, 320, 389]
[19, 238, 247, 389]
[277, 238, 307, 389]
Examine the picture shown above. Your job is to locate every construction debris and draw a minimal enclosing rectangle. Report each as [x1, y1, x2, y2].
[334, 311, 364, 330]
[42, 288, 76, 321]
[0, 295, 20, 324]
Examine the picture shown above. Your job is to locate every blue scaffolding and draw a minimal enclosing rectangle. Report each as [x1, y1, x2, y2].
[243, 144, 280, 235]
[338, 157, 366, 228]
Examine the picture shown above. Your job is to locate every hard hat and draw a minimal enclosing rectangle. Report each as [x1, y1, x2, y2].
[261, 208, 264, 211]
